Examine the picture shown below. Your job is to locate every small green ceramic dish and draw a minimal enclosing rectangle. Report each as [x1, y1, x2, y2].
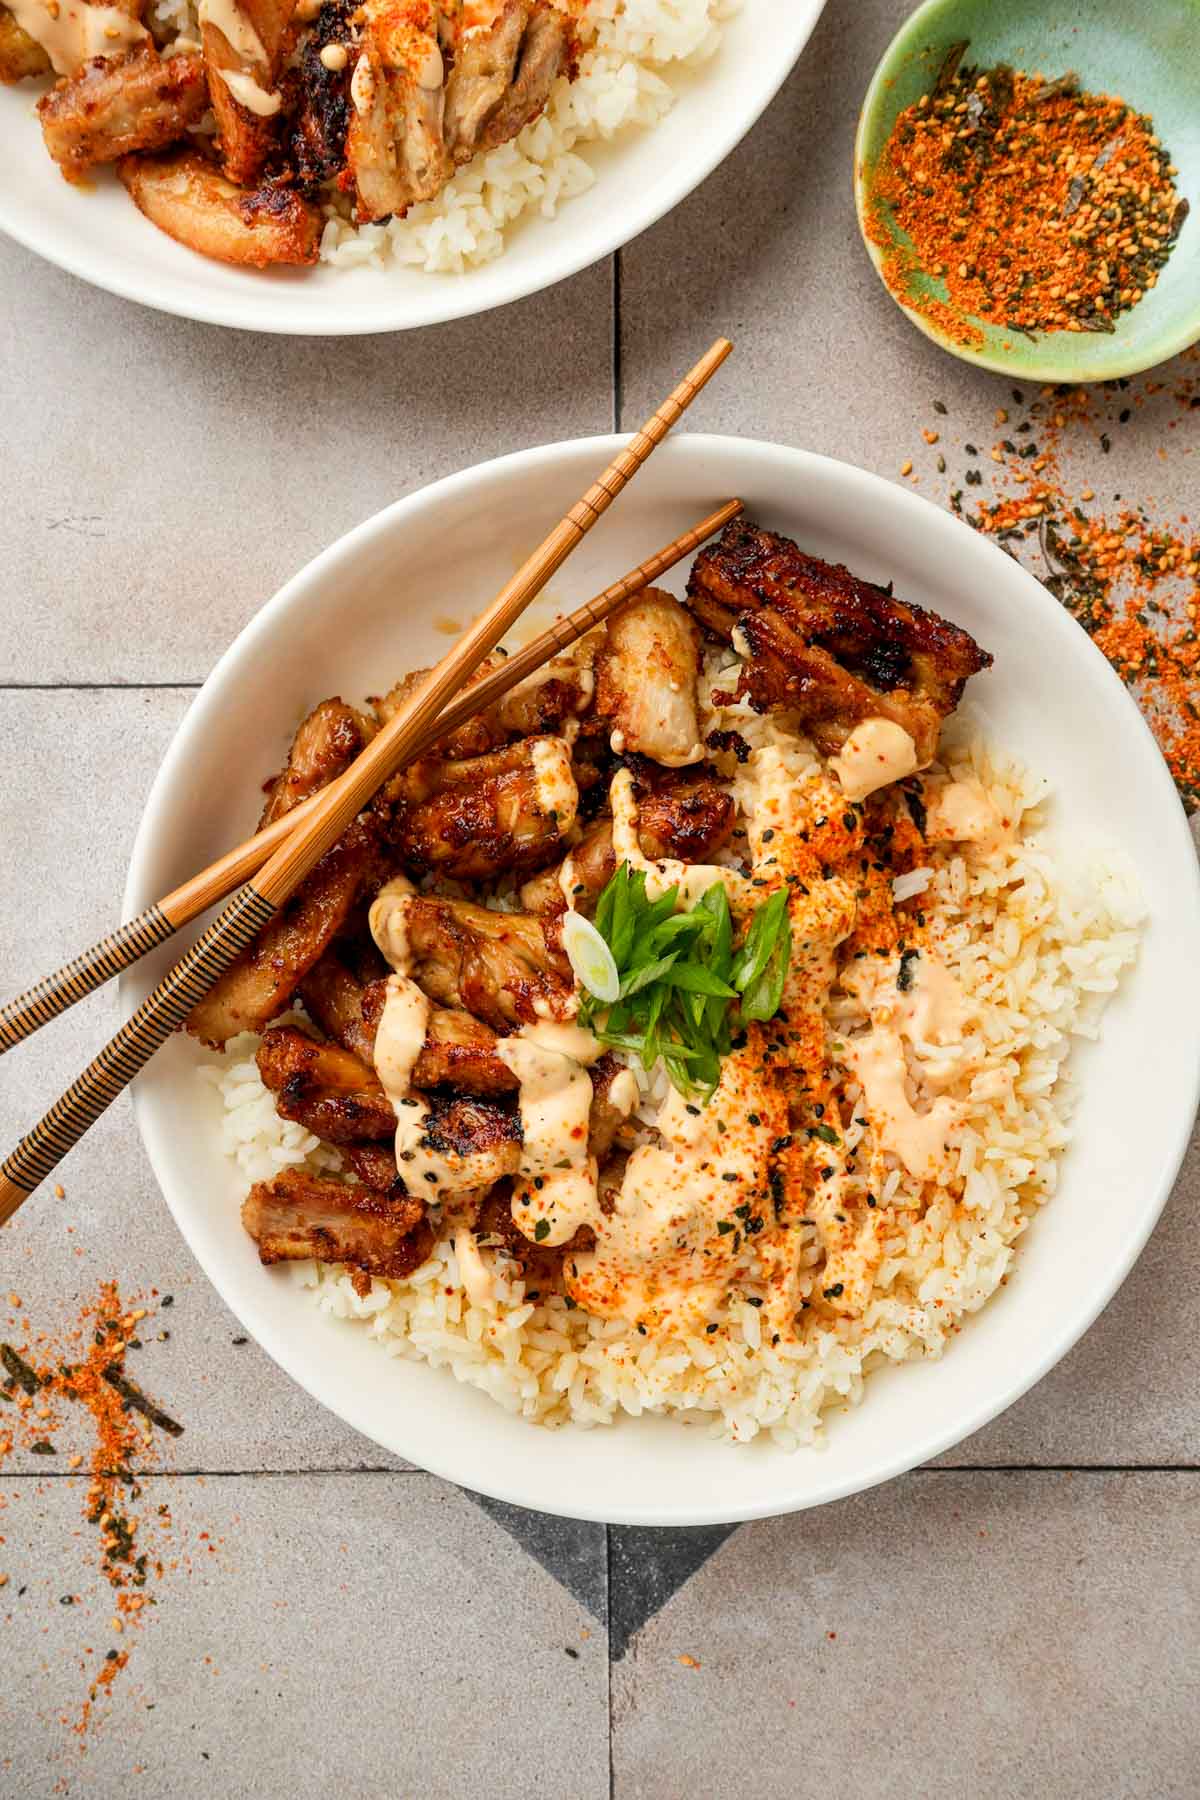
[854, 0, 1200, 381]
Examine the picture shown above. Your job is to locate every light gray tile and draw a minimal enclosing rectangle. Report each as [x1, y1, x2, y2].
[0, 239, 613, 685]
[612, 1471, 1200, 1800]
[1, 1472, 607, 1796]
[0, 687, 406, 1472]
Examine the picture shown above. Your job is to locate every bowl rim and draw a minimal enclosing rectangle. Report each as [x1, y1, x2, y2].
[123, 432, 1200, 1523]
[852, 0, 1200, 382]
[0, 0, 826, 336]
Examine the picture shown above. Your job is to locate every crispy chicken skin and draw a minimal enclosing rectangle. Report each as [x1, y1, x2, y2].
[202, 0, 297, 186]
[186, 816, 383, 1046]
[521, 771, 735, 911]
[592, 590, 704, 767]
[345, 0, 452, 223]
[118, 149, 321, 267]
[414, 1092, 522, 1191]
[286, 0, 353, 192]
[242, 1166, 432, 1286]
[259, 697, 375, 829]
[256, 1025, 396, 1142]
[385, 737, 577, 882]
[401, 894, 572, 1029]
[444, 0, 573, 161]
[38, 48, 207, 180]
[0, 7, 52, 81]
[687, 520, 992, 763]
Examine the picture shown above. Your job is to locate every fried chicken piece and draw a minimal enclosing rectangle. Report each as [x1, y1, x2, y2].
[286, 0, 353, 193]
[686, 520, 992, 762]
[38, 47, 206, 180]
[259, 697, 375, 829]
[256, 1024, 396, 1142]
[385, 736, 577, 882]
[186, 815, 383, 1046]
[345, 0, 452, 223]
[0, 7, 51, 81]
[587, 1052, 636, 1161]
[591, 590, 704, 766]
[118, 149, 321, 266]
[299, 946, 381, 1065]
[520, 771, 735, 910]
[242, 1166, 431, 1287]
[414, 1092, 522, 1191]
[343, 1142, 403, 1193]
[402, 894, 572, 1029]
[201, 0, 296, 186]
[443, 0, 573, 162]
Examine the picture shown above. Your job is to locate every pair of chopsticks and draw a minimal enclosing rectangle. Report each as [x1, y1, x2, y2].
[0, 339, 737, 1227]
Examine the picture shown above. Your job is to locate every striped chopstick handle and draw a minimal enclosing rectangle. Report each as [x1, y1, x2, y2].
[0, 905, 177, 1055]
[0, 883, 275, 1224]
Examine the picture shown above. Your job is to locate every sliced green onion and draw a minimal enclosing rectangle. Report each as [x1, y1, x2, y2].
[562, 910, 620, 1004]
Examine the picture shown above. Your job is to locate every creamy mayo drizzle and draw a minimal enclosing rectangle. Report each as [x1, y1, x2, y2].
[924, 777, 1011, 854]
[497, 1021, 601, 1245]
[566, 1051, 777, 1333]
[198, 0, 266, 63]
[371, 882, 490, 1202]
[829, 718, 919, 801]
[8, 0, 145, 75]
[842, 1031, 960, 1182]
[221, 67, 281, 113]
[610, 769, 749, 909]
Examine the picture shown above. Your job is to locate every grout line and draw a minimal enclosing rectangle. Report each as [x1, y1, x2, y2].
[4, 1463, 1197, 1484]
[0, 681, 202, 692]
[611, 251, 623, 433]
[605, 1524, 615, 1798]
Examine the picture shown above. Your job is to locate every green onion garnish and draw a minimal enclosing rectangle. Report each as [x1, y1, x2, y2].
[576, 863, 792, 1100]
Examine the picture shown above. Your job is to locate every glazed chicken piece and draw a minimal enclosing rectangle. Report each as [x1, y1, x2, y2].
[686, 520, 992, 764]
[591, 590, 704, 767]
[385, 736, 578, 882]
[298, 945, 382, 1065]
[344, 1142, 405, 1193]
[256, 1024, 396, 1142]
[443, 0, 573, 163]
[38, 47, 207, 181]
[201, 0, 297, 186]
[119, 149, 321, 266]
[286, 0, 354, 192]
[414, 1092, 522, 1191]
[242, 1166, 432, 1287]
[587, 1052, 636, 1161]
[520, 771, 735, 911]
[402, 894, 572, 1029]
[321, 961, 520, 1094]
[186, 815, 383, 1045]
[0, 8, 51, 81]
[259, 697, 376, 829]
[345, 0, 453, 223]
[374, 645, 592, 765]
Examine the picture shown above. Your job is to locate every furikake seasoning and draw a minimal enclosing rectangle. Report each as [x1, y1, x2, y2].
[869, 43, 1189, 342]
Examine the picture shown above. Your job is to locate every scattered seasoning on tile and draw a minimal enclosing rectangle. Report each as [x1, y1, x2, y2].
[0, 1281, 194, 1742]
[677, 1653, 702, 1669]
[933, 358, 1200, 808]
[867, 46, 1187, 343]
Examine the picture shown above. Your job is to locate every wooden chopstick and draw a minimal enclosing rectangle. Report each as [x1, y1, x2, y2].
[0, 338, 732, 1223]
[0, 496, 742, 1054]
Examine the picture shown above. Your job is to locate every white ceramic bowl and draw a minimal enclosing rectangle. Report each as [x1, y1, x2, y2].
[124, 435, 1200, 1523]
[0, 1, 825, 334]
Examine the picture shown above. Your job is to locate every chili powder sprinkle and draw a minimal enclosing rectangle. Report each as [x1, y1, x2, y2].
[869, 44, 1189, 341]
